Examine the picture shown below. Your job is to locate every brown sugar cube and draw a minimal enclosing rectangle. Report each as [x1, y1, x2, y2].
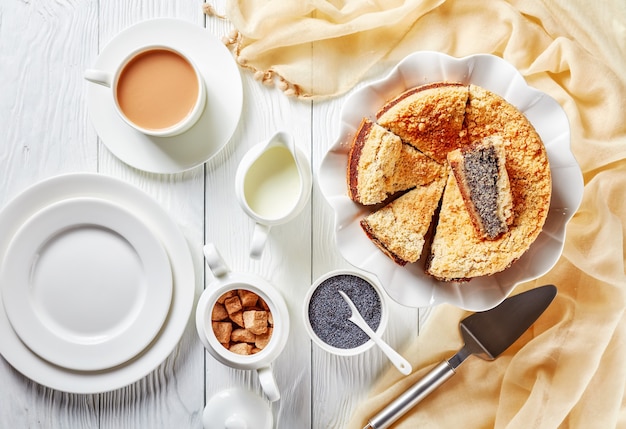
[224, 296, 243, 315]
[259, 298, 270, 311]
[255, 327, 273, 350]
[231, 328, 256, 343]
[238, 289, 259, 308]
[229, 343, 253, 355]
[243, 310, 268, 335]
[211, 302, 229, 321]
[230, 310, 245, 327]
[212, 322, 232, 344]
[217, 290, 237, 304]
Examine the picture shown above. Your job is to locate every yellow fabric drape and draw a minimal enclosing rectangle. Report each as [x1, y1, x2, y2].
[219, 0, 626, 427]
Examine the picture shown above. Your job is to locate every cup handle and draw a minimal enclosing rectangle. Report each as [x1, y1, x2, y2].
[84, 69, 113, 87]
[203, 244, 230, 278]
[257, 366, 280, 402]
[250, 223, 271, 259]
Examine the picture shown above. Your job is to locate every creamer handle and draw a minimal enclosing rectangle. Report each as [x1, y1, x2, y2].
[250, 223, 271, 259]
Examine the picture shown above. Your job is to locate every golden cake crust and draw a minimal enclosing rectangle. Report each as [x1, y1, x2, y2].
[360, 177, 446, 265]
[346, 82, 551, 280]
[347, 118, 444, 205]
[376, 82, 469, 164]
[347, 118, 399, 204]
[426, 85, 551, 280]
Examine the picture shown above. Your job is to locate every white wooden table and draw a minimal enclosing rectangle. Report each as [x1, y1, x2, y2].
[0, 1, 423, 427]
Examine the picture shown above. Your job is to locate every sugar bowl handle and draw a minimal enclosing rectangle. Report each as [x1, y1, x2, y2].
[203, 244, 230, 278]
[257, 365, 280, 402]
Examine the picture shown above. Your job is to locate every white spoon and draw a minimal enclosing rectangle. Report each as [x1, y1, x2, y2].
[338, 290, 412, 375]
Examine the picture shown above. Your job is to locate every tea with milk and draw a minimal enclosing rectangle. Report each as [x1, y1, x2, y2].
[116, 48, 199, 131]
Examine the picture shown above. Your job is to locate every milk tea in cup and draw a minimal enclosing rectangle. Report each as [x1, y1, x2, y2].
[84, 45, 206, 137]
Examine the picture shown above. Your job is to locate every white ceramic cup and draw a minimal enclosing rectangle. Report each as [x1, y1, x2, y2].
[84, 45, 206, 137]
[196, 244, 290, 402]
[303, 269, 389, 357]
[235, 131, 312, 259]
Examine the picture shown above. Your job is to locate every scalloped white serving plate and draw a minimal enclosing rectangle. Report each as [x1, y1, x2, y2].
[318, 51, 583, 311]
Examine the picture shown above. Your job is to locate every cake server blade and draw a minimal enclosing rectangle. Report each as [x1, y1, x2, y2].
[364, 284, 557, 429]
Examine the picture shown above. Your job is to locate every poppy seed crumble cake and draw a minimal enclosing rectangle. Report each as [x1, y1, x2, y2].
[346, 82, 551, 281]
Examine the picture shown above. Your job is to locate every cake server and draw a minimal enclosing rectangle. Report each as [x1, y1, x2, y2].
[364, 284, 557, 429]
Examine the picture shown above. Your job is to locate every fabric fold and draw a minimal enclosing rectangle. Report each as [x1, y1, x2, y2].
[210, 0, 626, 426]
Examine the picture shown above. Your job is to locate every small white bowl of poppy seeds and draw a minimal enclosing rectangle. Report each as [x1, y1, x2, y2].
[303, 269, 388, 356]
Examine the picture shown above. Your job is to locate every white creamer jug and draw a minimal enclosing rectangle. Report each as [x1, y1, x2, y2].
[235, 131, 312, 258]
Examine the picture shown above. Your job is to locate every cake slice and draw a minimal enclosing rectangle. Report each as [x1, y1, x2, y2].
[427, 87, 551, 281]
[347, 118, 445, 205]
[376, 82, 469, 164]
[360, 177, 446, 266]
[447, 135, 513, 240]
[465, 84, 551, 243]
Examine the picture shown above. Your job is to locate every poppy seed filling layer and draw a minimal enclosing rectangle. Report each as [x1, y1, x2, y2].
[463, 146, 506, 238]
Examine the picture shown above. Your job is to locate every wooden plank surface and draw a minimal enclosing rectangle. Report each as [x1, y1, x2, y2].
[0, 0, 100, 427]
[0, 1, 423, 427]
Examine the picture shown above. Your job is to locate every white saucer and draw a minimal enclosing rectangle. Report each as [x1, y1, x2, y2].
[85, 18, 243, 174]
[1, 197, 172, 371]
[0, 173, 195, 393]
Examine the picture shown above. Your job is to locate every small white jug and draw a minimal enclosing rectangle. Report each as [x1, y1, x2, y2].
[235, 131, 312, 259]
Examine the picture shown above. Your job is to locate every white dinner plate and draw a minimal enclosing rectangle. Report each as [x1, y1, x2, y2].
[1, 197, 172, 371]
[0, 173, 195, 393]
[86, 18, 243, 173]
[319, 51, 584, 311]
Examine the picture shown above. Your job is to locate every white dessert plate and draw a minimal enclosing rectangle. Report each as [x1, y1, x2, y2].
[318, 51, 584, 311]
[0, 173, 195, 393]
[1, 197, 172, 371]
[85, 18, 243, 174]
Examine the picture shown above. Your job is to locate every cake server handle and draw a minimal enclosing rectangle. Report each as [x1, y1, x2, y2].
[364, 360, 456, 429]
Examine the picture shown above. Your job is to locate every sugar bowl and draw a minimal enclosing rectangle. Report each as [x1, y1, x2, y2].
[196, 244, 290, 402]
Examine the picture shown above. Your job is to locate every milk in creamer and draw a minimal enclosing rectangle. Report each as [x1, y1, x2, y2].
[243, 145, 301, 220]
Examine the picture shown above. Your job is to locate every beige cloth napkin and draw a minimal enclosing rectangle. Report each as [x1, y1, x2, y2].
[213, 0, 626, 426]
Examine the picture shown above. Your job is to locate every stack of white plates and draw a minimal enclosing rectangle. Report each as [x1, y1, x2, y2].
[0, 173, 195, 394]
